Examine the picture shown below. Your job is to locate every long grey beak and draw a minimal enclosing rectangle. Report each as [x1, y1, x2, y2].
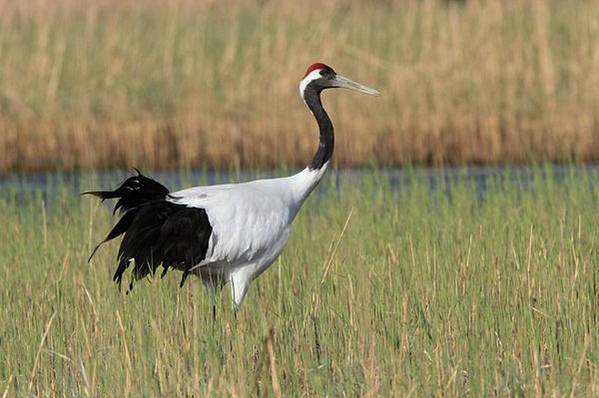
[332, 74, 380, 96]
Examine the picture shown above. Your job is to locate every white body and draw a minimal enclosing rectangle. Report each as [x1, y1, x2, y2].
[168, 163, 328, 305]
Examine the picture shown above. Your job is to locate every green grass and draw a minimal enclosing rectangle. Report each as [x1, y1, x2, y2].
[1, 167, 598, 396]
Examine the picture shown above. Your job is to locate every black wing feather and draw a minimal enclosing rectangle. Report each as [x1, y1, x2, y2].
[84, 170, 212, 291]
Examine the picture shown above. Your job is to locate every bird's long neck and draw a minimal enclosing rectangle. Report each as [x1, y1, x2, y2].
[283, 86, 334, 210]
[304, 86, 334, 171]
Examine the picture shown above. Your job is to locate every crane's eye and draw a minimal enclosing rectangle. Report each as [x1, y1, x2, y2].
[320, 68, 334, 77]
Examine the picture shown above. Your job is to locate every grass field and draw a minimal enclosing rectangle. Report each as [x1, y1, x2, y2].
[1, 167, 598, 396]
[2, 0, 599, 171]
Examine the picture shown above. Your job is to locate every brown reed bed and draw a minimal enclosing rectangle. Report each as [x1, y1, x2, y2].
[1, 0, 599, 172]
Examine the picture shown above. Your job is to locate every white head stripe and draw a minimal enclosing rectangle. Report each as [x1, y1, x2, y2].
[299, 69, 324, 98]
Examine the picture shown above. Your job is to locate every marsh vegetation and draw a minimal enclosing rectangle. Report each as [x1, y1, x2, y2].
[1, 167, 598, 395]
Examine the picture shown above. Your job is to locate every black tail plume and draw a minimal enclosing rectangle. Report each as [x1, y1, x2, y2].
[84, 169, 212, 292]
[84, 170, 170, 261]
[82, 169, 169, 215]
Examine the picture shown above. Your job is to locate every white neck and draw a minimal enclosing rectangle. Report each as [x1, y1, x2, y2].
[281, 161, 330, 214]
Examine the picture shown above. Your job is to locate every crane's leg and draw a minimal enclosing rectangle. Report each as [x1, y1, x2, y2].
[229, 271, 250, 312]
[202, 279, 219, 320]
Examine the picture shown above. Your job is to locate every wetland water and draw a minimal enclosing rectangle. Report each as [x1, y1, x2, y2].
[1, 165, 598, 204]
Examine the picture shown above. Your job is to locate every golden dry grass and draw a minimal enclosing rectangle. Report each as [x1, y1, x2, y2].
[1, 0, 599, 171]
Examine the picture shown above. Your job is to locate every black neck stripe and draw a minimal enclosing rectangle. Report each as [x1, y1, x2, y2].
[303, 82, 334, 170]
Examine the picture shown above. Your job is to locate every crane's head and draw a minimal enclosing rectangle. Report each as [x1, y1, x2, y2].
[299, 62, 380, 98]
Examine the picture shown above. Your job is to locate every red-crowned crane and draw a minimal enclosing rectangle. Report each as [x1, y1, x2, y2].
[85, 63, 379, 309]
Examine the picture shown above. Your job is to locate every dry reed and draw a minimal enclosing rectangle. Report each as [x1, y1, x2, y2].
[1, 0, 598, 171]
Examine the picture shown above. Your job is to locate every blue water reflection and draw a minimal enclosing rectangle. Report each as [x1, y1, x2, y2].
[1, 165, 598, 205]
